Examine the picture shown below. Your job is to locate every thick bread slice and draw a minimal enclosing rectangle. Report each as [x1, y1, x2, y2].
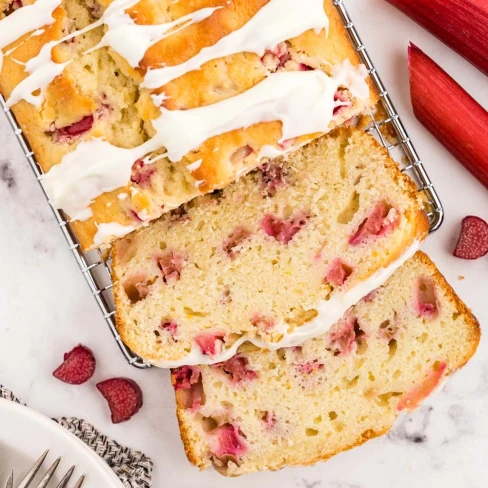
[172, 252, 480, 476]
[0, 0, 376, 250]
[112, 127, 429, 367]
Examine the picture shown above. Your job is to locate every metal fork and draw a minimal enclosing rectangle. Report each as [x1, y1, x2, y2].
[5, 451, 85, 488]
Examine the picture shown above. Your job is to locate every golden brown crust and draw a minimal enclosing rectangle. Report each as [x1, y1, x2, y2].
[0, 0, 376, 250]
[251, 426, 391, 474]
[175, 407, 208, 470]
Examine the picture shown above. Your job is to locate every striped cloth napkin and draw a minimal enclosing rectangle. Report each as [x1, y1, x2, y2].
[0, 385, 152, 488]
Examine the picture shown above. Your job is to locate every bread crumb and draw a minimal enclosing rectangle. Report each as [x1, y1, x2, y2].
[459, 275, 465, 280]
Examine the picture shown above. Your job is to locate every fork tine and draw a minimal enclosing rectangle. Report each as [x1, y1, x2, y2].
[17, 450, 49, 488]
[55, 466, 74, 488]
[35, 457, 61, 488]
[72, 475, 85, 488]
[5, 471, 13, 488]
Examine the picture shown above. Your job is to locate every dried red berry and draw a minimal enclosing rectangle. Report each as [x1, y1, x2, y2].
[53, 345, 96, 385]
[295, 359, 324, 375]
[96, 378, 143, 424]
[454, 216, 488, 260]
[333, 89, 352, 116]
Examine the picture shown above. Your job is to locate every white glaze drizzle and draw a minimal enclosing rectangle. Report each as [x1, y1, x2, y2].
[6, 41, 71, 107]
[2, 0, 140, 107]
[41, 138, 163, 221]
[257, 136, 314, 161]
[41, 61, 368, 221]
[142, 0, 329, 88]
[3, 0, 370, 251]
[258, 145, 287, 160]
[0, 0, 62, 72]
[3, 0, 327, 105]
[151, 241, 422, 368]
[151, 62, 368, 162]
[186, 159, 202, 171]
[90, 6, 220, 68]
[333, 62, 370, 100]
[3, 0, 217, 106]
[93, 222, 135, 246]
[0, 0, 218, 108]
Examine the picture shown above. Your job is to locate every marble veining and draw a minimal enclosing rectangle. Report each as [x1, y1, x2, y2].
[0, 161, 16, 190]
[298, 480, 321, 488]
[387, 406, 433, 445]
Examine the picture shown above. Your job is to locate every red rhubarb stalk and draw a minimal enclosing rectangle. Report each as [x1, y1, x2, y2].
[408, 44, 488, 189]
[386, 0, 488, 76]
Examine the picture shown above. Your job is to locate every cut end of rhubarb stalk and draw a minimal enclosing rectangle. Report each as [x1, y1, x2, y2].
[387, 0, 488, 76]
[408, 44, 488, 189]
[97, 378, 143, 424]
[454, 216, 488, 260]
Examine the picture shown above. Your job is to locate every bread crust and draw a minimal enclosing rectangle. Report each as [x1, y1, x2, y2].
[0, 0, 377, 250]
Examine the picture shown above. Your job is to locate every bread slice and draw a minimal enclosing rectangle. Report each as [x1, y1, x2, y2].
[0, 0, 376, 250]
[172, 252, 480, 476]
[112, 128, 429, 367]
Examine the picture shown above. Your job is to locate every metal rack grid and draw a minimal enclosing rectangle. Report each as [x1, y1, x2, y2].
[1, 0, 443, 369]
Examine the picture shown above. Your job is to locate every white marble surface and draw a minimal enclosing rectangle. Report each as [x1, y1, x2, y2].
[0, 1, 487, 486]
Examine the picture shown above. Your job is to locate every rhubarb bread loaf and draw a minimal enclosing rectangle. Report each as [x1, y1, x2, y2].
[0, 0, 376, 250]
[111, 128, 429, 367]
[172, 252, 480, 476]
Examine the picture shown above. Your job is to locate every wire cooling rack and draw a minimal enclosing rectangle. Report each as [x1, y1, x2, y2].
[1, 0, 443, 369]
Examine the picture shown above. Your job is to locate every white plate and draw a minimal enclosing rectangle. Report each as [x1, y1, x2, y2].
[0, 399, 124, 488]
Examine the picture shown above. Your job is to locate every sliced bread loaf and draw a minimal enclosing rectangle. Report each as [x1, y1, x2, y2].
[172, 252, 480, 476]
[112, 127, 429, 367]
